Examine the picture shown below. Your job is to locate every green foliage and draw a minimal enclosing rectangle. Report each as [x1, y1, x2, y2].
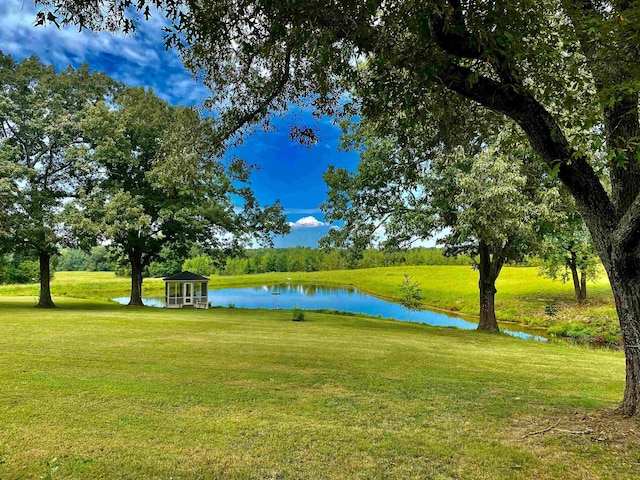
[146, 259, 182, 278]
[291, 306, 304, 322]
[57, 249, 89, 272]
[85, 246, 114, 272]
[183, 254, 215, 276]
[222, 246, 470, 276]
[0, 254, 39, 284]
[548, 321, 621, 347]
[323, 127, 560, 265]
[146, 244, 187, 278]
[398, 273, 423, 320]
[64, 86, 288, 302]
[538, 207, 600, 302]
[545, 303, 559, 317]
[0, 53, 114, 303]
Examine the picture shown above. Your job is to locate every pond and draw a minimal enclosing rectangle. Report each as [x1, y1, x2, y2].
[113, 283, 547, 341]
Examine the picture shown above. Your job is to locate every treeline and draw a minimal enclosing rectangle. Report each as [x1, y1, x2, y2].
[40, 246, 472, 280]
[222, 247, 472, 275]
[56, 246, 113, 272]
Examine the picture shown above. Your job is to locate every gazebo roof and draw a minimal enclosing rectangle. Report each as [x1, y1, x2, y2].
[163, 271, 210, 282]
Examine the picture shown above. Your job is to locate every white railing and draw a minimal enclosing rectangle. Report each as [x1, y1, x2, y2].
[166, 295, 209, 309]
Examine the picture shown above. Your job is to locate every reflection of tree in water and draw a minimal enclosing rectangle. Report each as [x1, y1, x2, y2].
[253, 283, 357, 297]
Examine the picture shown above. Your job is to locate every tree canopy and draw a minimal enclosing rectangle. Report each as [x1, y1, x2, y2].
[66, 86, 289, 305]
[0, 53, 114, 306]
[322, 128, 561, 331]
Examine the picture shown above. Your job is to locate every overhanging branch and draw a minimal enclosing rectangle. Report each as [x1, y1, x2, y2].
[221, 44, 293, 141]
[437, 62, 617, 234]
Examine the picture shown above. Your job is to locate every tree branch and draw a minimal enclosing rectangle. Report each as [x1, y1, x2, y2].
[437, 62, 617, 236]
[429, 1, 519, 85]
[222, 44, 293, 140]
[429, 1, 483, 61]
[562, 0, 640, 214]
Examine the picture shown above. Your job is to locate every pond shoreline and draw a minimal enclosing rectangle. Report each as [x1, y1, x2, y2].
[216, 279, 552, 337]
[114, 282, 549, 341]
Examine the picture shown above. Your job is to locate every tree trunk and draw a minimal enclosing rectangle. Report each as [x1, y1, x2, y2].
[477, 240, 500, 332]
[478, 279, 499, 332]
[579, 270, 587, 304]
[569, 253, 583, 304]
[37, 251, 55, 308]
[128, 248, 144, 306]
[608, 273, 640, 416]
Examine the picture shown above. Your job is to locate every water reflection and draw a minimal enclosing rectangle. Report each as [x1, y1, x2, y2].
[113, 283, 547, 341]
[263, 283, 358, 297]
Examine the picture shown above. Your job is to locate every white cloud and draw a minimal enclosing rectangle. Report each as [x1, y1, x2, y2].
[0, 0, 210, 107]
[287, 216, 328, 229]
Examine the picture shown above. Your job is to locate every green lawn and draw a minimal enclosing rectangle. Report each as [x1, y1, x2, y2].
[0, 267, 618, 340]
[0, 296, 637, 479]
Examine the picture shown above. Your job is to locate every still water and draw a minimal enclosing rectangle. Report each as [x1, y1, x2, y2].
[113, 283, 547, 341]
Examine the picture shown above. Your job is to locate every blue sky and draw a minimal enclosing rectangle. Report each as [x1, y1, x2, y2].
[0, 0, 360, 247]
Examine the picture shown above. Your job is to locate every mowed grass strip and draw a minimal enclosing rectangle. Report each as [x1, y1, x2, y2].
[0, 297, 636, 479]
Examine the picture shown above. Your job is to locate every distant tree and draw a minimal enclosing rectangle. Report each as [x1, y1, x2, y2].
[359, 249, 385, 269]
[399, 273, 423, 321]
[57, 249, 89, 271]
[0, 53, 113, 307]
[146, 245, 190, 278]
[540, 209, 600, 304]
[66, 87, 289, 305]
[0, 254, 39, 284]
[85, 246, 114, 272]
[183, 254, 215, 276]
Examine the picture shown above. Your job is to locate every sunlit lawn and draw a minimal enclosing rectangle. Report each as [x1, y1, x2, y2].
[0, 267, 615, 329]
[0, 296, 637, 479]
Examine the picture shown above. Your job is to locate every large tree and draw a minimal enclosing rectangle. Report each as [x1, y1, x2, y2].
[322, 132, 560, 332]
[31, 0, 640, 414]
[66, 86, 289, 305]
[0, 53, 113, 307]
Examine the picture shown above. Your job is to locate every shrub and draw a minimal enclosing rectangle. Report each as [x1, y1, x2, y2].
[548, 321, 622, 347]
[0, 255, 39, 284]
[548, 322, 594, 341]
[544, 302, 559, 317]
[292, 307, 304, 322]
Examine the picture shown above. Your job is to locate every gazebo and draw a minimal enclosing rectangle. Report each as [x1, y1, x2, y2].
[163, 271, 210, 309]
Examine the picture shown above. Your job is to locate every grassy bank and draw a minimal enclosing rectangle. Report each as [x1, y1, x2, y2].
[213, 266, 619, 344]
[0, 267, 618, 343]
[0, 296, 636, 479]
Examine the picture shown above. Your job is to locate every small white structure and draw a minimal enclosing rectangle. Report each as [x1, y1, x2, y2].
[163, 271, 210, 309]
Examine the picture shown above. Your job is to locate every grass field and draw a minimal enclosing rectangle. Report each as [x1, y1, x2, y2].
[0, 296, 637, 479]
[0, 266, 619, 341]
